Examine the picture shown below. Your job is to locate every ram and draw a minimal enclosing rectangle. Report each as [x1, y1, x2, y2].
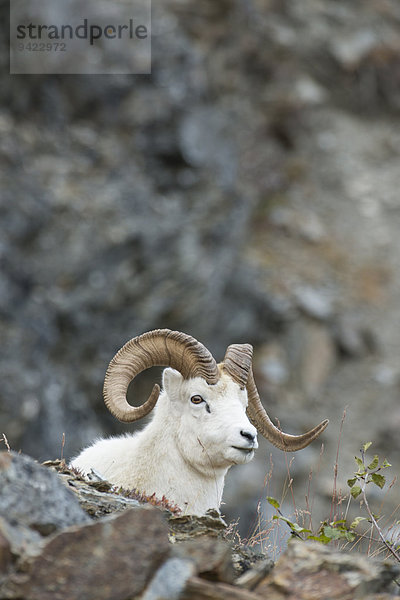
[71, 329, 328, 515]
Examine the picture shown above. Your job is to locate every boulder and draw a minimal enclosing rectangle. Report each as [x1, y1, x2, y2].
[2, 507, 170, 600]
[255, 540, 400, 599]
[0, 452, 89, 558]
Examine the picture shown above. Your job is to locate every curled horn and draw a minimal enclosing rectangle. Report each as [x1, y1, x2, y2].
[103, 329, 219, 423]
[222, 343, 253, 389]
[223, 344, 328, 451]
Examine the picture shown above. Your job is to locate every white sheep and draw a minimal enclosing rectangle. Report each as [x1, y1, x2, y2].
[71, 329, 328, 515]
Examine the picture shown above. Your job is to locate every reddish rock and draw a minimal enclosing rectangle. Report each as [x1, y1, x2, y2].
[5, 507, 169, 600]
[255, 540, 399, 600]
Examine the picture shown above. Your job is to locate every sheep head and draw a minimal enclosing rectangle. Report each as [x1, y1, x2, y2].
[160, 366, 258, 470]
[103, 329, 328, 454]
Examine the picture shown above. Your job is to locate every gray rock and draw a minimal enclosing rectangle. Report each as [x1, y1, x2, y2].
[372, 364, 399, 387]
[179, 107, 237, 187]
[293, 286, 335, 321]
[257, 344, 289, 386]
[142, 558, 195, 600]
[299, 322, 336, 398]
[0, 517, 42, 563]
[0, 528, 12, 574]
[172, 537, 235, 583]
[329, 30, 378, 69]
[333, 314, 376, 358]
[0, 452, 90, 543]
[284, 320, 336, 399]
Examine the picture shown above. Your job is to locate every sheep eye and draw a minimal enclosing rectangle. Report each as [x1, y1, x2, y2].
[190, 395, 204, 405]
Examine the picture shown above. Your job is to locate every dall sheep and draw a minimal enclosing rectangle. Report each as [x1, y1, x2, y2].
[71, 329, 328, 515]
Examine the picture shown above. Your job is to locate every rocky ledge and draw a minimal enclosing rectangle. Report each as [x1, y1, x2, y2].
[0, 451, 398, 600]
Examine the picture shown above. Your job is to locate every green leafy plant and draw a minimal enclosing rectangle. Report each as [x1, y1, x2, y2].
[347, 441, 390, 500]
[266, 442, 400, 564]
[266, 497, 357, 545]
[346, 442, 399, 563]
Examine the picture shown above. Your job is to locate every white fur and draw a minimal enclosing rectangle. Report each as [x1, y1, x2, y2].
[70, 368, 258, 515]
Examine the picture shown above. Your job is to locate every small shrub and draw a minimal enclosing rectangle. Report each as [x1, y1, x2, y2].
[266, 442, 399, 564]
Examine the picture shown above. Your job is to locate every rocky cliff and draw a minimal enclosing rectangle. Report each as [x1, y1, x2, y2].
[0, 452, 399, 600]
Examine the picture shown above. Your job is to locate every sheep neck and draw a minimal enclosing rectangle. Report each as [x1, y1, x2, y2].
[133, 418, 228, 515]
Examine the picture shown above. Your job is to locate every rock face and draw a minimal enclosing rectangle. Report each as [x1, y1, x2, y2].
[1, 0, 400, 537]
[0, 452, 89, 536]
[255, 540, 399, 600]
[0, 452, 170, 599]
[0, 453, 399, 600]
[0, 451, 90, 561]
[11, 509, 170, 600]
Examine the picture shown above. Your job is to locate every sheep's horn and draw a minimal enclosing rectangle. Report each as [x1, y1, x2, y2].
[222, 342, 328, 451]
[222, 343, 253, 389]
[246, 369, 329, 451]
[103, 329, 219, 423]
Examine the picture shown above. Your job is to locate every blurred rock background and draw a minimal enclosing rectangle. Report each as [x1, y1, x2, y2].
[1, 0, 400, 542]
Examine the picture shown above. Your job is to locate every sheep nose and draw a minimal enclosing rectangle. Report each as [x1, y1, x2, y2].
[240, 430, 256, 444]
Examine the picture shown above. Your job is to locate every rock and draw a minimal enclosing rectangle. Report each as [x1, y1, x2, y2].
[179, 107, 237, 187]
[257, 344, 289, 386]
[172, 536, 235, 583]
[372, 364, 399, 388]
[299, 321, 336, 398]
[42, 459, 146, 518]
[231, 546, 273, 580]
[181, 577, 263, 600]
[0, 452, 89, 552]
[234, 559, 274, 590]
[0, 517, 42, 565]
[142, 558, 195, 600]
[293, 286, 335, 321]
[284, 320, 336, 399]
[293, 76, 327, 106]
[0, 529, 12, 573]
[333, 313, 376, 358]
[1, 450, 399, 600]
[255, 540, 400, 599]
[168, 509, 227, 542]
[3, 507, 170, 600]
[329, 30, 378, 69]
[269, 208, 327, 243]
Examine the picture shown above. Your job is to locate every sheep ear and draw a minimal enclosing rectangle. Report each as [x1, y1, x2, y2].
[162, 368, 183, 395]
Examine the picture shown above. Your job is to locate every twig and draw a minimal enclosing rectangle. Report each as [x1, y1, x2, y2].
[305, 469, 313, 531]
[359, 447, 400, 564]
[1, 433, 11, 453]
[361, 484, 400, 563]
[61, 432, 66, 461]
[283, 453, 297, 520]
[330, 407, 347, 522]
